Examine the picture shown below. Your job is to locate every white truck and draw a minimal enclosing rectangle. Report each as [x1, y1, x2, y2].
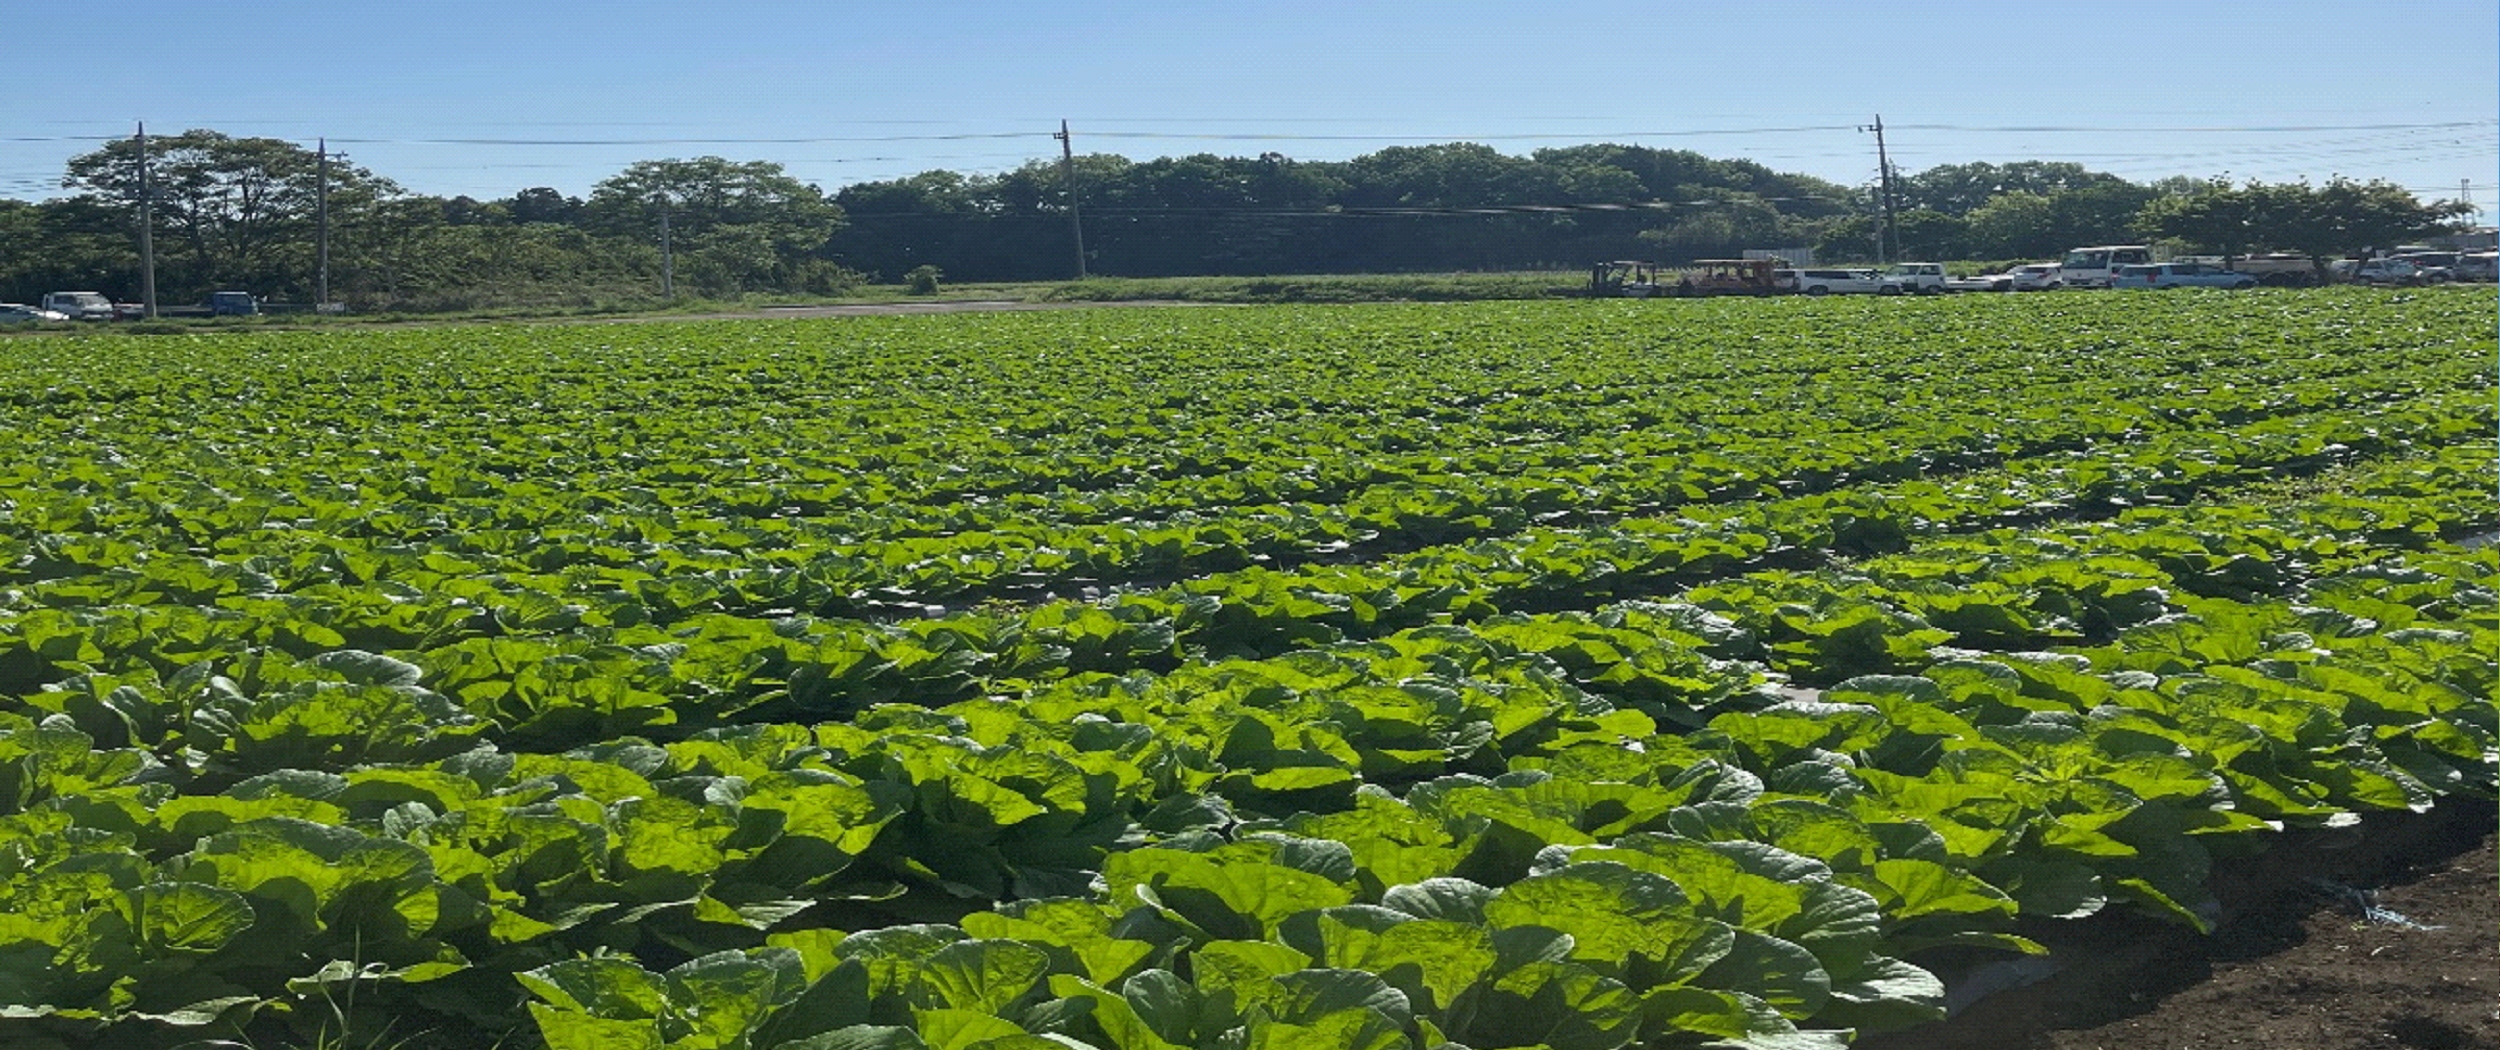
[40, 291, 117, 321]
[1787, 267, 1884, 295]
[2056, 245, 2155, 289]
[1877, 262, 1948, 295]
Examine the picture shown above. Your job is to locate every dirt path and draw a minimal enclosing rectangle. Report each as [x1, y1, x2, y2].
[1865, 800, 2498, 1050]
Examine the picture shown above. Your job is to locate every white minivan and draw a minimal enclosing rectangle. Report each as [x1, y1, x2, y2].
[2057, 245, 2154, 289]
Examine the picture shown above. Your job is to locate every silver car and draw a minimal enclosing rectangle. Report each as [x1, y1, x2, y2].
[0, 304, 74, 324]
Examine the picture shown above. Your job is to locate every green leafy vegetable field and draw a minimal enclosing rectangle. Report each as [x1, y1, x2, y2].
[0, 290, 2491, 1050]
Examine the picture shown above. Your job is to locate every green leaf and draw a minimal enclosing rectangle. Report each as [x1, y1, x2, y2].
[134, 882, 255, 956]
[911, 940, 1053, 1015]
[755, 959, 875, 1050]
[1108, 850, 1353, 940]
[1378, 877, 1498, 924]
[774, 1025, 932, 1050]
[519, 958, 668, 1020]
[1300, 912, 1495, 1015]
[962, 898, 1153, 986]
[1188, 940, 1312, 997]
[1045, 974, 1181, 1050]
[1818, 955, 1946, 1032]
[1483, 862, 1727, 976]
[665, 949, 808, 1049]
[1117, 969, 1201, 1047]
[1442, 960, 1643, 1050]
[913, 1007, 1028, 1050]
[1692, 929, 1830, 1020]
[1265, 968, 1414, 1029]
[525, 1005, 664, 1050]
[1860, 858, 2017, 923]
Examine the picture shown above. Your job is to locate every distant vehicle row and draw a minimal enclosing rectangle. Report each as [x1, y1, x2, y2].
[6, 291, 267, 322]
[1592, 244, 2496, 299]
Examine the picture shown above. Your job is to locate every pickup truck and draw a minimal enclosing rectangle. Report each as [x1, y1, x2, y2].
[1877, 262, 1948, 295]
[2108, 262, 2259, 290]
[2342, 258, 2441, 286]
[40, 291, 117, 321]
[1788, 267, 1883, 295]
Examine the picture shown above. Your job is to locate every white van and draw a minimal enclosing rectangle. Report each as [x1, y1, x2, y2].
[2057, 245, 2154, 289]
[40, 291, 116, 321]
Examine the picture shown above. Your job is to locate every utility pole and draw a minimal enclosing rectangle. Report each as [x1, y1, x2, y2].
[657, 196, 675, 298]
[1859, 115, 1899, 264]
[136, 122, 158, 319]
[1055, 120, 1087, 278]
[316, 138, 330, 307]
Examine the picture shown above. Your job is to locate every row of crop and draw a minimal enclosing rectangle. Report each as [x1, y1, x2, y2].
[4, 354, 2470, 629]
[3, 394, 2484, 761]
[5, 298, 2475, 538]
[2, 298, 2485, 615]
[9, 445, 2491, 919]
[0, 360, 2460, 627]
[0, 478, 2488, 1047]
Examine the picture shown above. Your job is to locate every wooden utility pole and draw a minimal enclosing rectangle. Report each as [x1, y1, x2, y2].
[316, 138, 330, 306]
[1859, 115, 1899, 264]
[658, 197, 675, 298]
[137, 123, 158, 318]
[1055, 120, 1087, 278]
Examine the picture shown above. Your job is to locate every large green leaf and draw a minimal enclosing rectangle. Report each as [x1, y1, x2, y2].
[1107, 850, 1352, 940]
[1483, 862, 1730, 979]
[1441, 960, 1643, 1050]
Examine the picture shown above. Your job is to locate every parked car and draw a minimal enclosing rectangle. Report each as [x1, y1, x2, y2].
[2108, 262, 2259, 290]
[1791, 268, 1883, 295]
[0, 304, 73, 324]
[1944, 271, 2013, 292]
[2452, 252, 2498, 282]
[1877, 262, 1949, 295]
[2057, 244, 2154, 288]
[2348, 258, 2434, 286]
[2389, 252, 2460, 283]
[2006, 264, 2063, 291]
[39, 291, 116, 321]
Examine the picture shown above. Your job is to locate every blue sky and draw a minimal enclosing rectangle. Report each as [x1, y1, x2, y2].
[10, 1, 2496, 214]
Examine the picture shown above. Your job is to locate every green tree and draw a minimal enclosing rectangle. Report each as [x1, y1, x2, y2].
[1900, 161, 2129, 215]
[584, 157, 848, 295]
[2256, 178, 2474, 269]
[504, 187, 585, 225]
[61, 129, 397, 299]
[2134, 179, 2267, 262]
[1960, 192, 2064, 260]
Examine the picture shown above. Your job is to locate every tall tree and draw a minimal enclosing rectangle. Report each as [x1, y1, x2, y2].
[1899, 161, 2129, 216]
[504, 187, 585, 226]
[62, 130, 397, 298]
[2255, 179, 2473, 275]
[2134, 179, 2269, 263]
[584, 157, 847, 295]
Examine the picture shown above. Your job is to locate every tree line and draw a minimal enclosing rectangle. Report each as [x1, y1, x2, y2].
[0, 131, 2471, 310]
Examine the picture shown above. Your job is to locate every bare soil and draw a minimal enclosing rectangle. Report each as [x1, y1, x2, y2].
[1864, 799, 2498, 1050]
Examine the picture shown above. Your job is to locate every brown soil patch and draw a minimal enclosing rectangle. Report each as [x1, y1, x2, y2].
[1865, 800, 2498, 1050]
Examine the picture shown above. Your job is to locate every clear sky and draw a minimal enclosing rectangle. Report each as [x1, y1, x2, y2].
[10, 1, 2496, 215]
